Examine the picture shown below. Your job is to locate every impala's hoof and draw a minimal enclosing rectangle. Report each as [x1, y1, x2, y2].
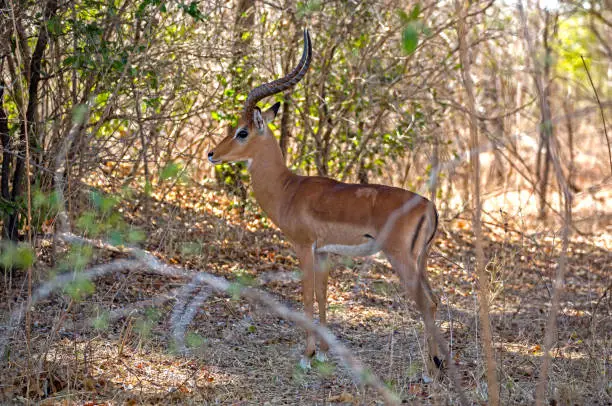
[299, 356, 312, 371]
[433, 355, 444, 369]
[315, 351, 328, 363]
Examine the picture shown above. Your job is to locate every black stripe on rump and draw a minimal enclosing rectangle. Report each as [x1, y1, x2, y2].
[411, 215, 426, 253]
[425, 206, 439, 248]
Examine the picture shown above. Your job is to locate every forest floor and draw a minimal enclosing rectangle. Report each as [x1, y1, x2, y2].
[1, 181, 611, 405]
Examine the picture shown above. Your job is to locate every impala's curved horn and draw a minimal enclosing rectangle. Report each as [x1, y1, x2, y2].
[244, 29, 312, 124]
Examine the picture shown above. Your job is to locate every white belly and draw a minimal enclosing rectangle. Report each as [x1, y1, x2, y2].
[315, 240, 380, 257]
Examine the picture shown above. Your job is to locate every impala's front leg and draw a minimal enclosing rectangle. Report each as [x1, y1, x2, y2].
[295, 244, 316, 369]
[314, 252, 330, 361]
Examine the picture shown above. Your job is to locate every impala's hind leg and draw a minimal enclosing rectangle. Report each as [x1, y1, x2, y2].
[386, 251, 440, 373]
[417, 248, 443, 371]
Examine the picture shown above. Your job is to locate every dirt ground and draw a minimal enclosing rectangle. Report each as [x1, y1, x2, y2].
[1, 184, 610, 405]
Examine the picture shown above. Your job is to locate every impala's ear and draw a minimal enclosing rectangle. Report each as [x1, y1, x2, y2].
[253, 106, 265, 133]
[263, 102, 281, 124]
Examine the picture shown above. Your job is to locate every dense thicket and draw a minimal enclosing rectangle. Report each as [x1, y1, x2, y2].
[1, 0, 610, 240]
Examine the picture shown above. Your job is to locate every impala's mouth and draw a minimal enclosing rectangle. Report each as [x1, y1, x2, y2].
[208, 156, 221, 164]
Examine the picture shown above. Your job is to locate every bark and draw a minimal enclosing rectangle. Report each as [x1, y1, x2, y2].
[536, 11, 556, 220]
[357, 158, 369, 184]
[3, 0, 58, 240]
[430, 134, 439, 204]
[279, 94, 292, 161]
[0, 81, 11, 205]
[563, 97, 577, 192]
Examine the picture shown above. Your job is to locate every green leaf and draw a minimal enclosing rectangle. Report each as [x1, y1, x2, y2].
[99, 195, 119, 213]
[47, 16, 63, 36]
[0, 243, 35, 269]
[313, 358, 335, 376]
[179, 1, 205, 21]
[160, 162, 181, 181]
[32, 189, 49, 209]
[65, 277, 95, 301]
[397, 9, 409, 24]
[72, 104, 88, 125]
[93, 312, 110, 330]
[66, 244, 93, 271]
[186, 332, 205, 348]
[90, 190, 103, 209]
[297, 0, 321, 17]
[409, 3, 421, 20]
[227, 282, 243, 300]
[180, 241, 202, 256]
[127, 229, 146, 243]
[109, 230, 123, 246]
[76, 211, 98, 235]
[144, 181, 153, 197]
[15, 245, 35, 268]
[401, 24, 419, 55]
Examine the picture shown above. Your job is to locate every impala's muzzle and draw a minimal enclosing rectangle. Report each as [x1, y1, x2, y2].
[207, 150, 220, 164]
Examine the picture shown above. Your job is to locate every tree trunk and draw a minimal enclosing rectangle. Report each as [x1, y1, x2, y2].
[536, 11, 556, 220]
[455, 0, 500, 404]
[3, 0, 58, 240]
[0, 81, 11, 207]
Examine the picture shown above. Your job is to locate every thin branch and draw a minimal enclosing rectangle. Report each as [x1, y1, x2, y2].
[54, 106, 91, 233]
[580, 55, 612, 176]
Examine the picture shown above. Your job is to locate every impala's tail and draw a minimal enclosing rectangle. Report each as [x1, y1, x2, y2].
[424, 202, 439, 252]
[417, 201, 439, 305]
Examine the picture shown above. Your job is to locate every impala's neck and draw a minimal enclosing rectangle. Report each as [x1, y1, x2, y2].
[248, 135, 294, 224]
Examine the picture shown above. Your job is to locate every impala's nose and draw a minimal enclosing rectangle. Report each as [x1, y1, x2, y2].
[207, 151, 215, 163]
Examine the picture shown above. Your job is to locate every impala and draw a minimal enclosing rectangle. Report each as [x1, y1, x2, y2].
[208, 30, 442, 371]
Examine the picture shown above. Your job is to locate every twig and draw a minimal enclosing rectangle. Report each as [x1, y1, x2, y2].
[580, 55, 612, 176]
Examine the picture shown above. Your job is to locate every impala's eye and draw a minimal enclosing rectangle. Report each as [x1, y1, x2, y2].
[235, 129, 248, 140]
